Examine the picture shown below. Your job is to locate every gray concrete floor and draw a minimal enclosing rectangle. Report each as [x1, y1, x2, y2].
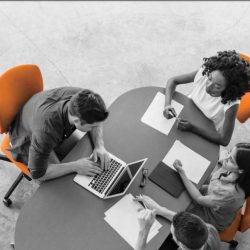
[0, 1, 250, 249]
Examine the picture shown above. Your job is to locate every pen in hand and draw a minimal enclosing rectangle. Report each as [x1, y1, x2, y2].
[170, 110, 176, 118]
[139, 194, 148, 209]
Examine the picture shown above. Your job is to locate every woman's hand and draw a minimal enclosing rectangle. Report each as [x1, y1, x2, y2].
[173, 159, 185, 175]
[177, 119, 194, 132]
[163, 105, 177, 119]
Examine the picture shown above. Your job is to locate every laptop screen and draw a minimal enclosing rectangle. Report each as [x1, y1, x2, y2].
[127, 160, 144, 177]
[107, 159, 146, 196]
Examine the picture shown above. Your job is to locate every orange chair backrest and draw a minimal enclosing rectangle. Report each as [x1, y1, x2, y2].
[240, 196, 250, 232]
[0, 65, 43, 133]
[237, 53, 250, 123]
[0, 134, 30, 176]
[219, 210, 242, 242]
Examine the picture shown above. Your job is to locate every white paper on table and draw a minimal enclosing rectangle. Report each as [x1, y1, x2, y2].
[104, 194, 162, 249]
[141, 92, 183, 135]
[162, 140, 210, 184]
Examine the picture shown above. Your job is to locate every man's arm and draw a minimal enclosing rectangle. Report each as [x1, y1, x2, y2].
[157, 207, 176, 221]
[135, 209, 156, 250]
[134, 196, 177, 250]
[135, 195, 176, 221]
[28, 147, 102, 182]
[90, 124, 110, 170]
[134, 209, 176, 250]
[90, 124, 104, 148]
[135, 228, 150, 250]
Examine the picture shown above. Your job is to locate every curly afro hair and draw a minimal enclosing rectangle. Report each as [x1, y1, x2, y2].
[202, 50, 249, 104]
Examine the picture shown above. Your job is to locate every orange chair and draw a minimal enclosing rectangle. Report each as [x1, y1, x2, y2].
[218, 53, 250, 247]
[240, 197, 250, 232]
[219, 198, 250, 248]
[219, 210, 242, 248]
[0, 64, 43, 207]
[237, 53, 250, 123]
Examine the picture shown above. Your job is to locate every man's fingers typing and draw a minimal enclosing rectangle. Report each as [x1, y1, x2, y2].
[93, 152, 98, 162]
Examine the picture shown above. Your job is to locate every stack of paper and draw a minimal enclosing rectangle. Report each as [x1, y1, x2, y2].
[104, 194, 162, 249]
[141, 92, 184, 135]
[163, 140, 210, 184]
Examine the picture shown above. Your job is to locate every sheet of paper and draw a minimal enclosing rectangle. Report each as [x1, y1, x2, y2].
[162, 140, 210, 184]
[141, 92, 183, 135]
[104, 194, 162, 248]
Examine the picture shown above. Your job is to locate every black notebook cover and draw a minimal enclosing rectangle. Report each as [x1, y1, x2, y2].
[149, 161, 185, 198]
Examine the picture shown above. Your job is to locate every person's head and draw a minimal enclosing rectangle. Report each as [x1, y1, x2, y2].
[68, 89, 109, 132]
[171, 212, 208, 250]
[223, 143, 250, 197]
[202, 50, 249, 103]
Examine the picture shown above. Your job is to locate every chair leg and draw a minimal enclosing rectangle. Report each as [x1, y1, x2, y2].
[3, 172, 24, 207]
[229, 240, 238, 249]
[0, 153, 11, 162]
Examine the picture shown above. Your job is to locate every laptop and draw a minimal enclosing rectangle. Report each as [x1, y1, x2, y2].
[74, 153, 147, 199]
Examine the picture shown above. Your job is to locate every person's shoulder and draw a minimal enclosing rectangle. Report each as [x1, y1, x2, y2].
[44, 87, 83, 97]
[57, 86, 83, 95]
[194, 66, 205, 83]
[224, 99, 240, 111]
[205, 223, 220, 250]
[33, 104, 63, 136]
[206, 223, 218, 233]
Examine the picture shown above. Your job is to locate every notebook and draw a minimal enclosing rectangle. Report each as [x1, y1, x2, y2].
[141, 92, 183, 135]
[149, 161, 185, 198]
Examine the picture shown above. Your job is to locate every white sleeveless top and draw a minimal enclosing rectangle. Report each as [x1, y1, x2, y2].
[189, 68, 240, 130]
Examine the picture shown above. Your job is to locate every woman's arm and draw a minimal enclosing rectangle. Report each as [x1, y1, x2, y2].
[190, 104, 238, 146]
[173, 160, 217, 208]
[164, 71, 198, 118]
[165, 71, 198, 106]
[179, 171, 216, 207]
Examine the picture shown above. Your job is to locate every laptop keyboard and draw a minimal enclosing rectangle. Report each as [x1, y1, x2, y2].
[88, 158, 123, 194]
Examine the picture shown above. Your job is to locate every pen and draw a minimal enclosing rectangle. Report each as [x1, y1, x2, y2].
[170, 110, 176, 118]
[139, 194, 148, 209]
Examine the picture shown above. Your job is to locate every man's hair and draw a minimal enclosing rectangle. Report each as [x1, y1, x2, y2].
[172, 212, 208, 250]
[68, 89, 109, 124]
[202, 50, 249, 104]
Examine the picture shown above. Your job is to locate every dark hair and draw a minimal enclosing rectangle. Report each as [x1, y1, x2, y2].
[202, 50, 249, 104]
[235, 143, 250, 197]
[69, 89, 109, 124]
[172, 212, 208, 249]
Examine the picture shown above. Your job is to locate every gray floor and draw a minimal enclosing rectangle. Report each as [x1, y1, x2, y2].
[0, 1, 250, 249]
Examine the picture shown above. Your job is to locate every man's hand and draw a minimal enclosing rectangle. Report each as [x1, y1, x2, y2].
[135, 209, 156, 250]
[134, 195, 163, 215]
[176, 118, 194, 131]
[163, 105, 177, 119]
[75, 158, 102, 176]
[173, 159, 185, 175]
[138, 209, 156, 232]
[92, 146, 110, 170]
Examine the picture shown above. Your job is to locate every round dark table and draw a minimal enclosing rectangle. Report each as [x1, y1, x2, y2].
[15, 87, 219, 250]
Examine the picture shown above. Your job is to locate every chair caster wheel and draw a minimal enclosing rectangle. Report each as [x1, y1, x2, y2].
[229, 240, 238, 249]
[3, 198, 12, 207]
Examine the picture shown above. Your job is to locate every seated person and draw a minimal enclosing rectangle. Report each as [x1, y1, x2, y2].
[9, 87, 110, 181]
[173, 142, 250, 232]
[134, 195, 220, 250]
[164, 50, 249, 146]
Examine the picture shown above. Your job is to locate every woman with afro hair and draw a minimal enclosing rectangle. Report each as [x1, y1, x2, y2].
[164, 50, 249, 146]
